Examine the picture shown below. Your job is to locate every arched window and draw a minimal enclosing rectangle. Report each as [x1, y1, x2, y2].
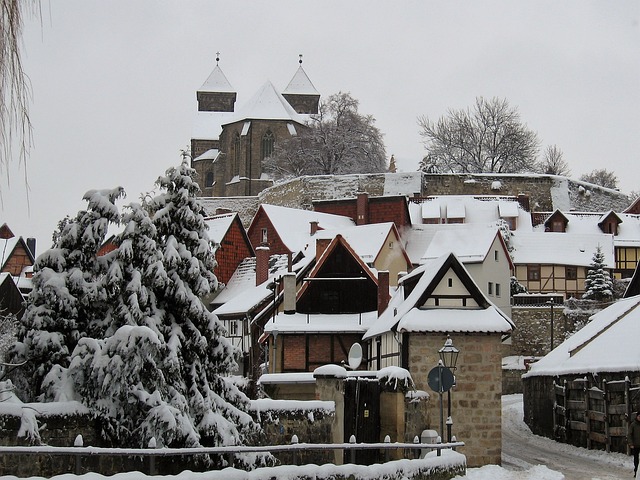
[233, 133, 241, 175]
[261, 130, 275, 159]
[205, 171, 214, 187]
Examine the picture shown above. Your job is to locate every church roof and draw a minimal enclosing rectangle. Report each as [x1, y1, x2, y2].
[198, 65, 235, 93]
[224, 81, 306, 125]
[283, 66, 319, 95]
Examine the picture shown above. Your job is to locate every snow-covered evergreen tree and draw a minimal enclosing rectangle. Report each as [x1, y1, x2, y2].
[583, 245, 613, 301]
[11, 188, 124, 400]
[66, 164, 268, 467]
[146, 162, 266, 466]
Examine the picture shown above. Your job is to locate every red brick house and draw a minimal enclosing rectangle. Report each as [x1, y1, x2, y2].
[246, 204, 354, 255]
[313, 193, 412, 232]
[0, 224, 35, 297]
[205, 212, 254, 285]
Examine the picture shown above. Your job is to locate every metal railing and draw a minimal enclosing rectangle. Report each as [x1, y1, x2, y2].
[0, 436, 464, 475]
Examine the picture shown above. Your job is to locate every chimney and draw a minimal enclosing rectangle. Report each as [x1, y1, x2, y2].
[377, 270, 390, 316]
[517, 194, 530, 212]
[26, 238, 36, 257]
[283, 272, 296, 314]
[310, 221, 319, 235]
[255, 246, 270, 286]
[356, 192, 369, 225]
[316, 238, 331, 260]
[287, 252, 293, 272]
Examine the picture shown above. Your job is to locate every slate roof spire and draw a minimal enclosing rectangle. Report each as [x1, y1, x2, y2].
[282, 54, 320, 114]
[197, 52, 237, 112]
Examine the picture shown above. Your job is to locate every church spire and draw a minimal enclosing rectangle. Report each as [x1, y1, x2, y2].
[282, 54, 320, 114]
[197, 52, 237, 112]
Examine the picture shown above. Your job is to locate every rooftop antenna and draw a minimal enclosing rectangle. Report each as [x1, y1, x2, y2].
[299, 54, 303, 65]
[216, 51, 220, 65]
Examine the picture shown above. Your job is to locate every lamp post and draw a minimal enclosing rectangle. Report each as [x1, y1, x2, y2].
[439, 336, 460, 443]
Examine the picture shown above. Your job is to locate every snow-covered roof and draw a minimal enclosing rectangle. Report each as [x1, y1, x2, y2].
[313, 222, 400, 264]
[534, 211, 640, 248]
[510, 232, 615, 267]
[223, 81, 308, 126]
[364, 253, 513, 339]
[263, 311, 378, 334]
[198, 64, 235, 93]
[191, 110, 233, 141]
[524, 295, 640, 377]
[419, 226, 501, 264]
[204, 213, 237, 244]
[282, 66, 319, 95]
[193, 149, 220, 162]
[413, 195, 532, 228]
[212, 252, 314, 316]
[258, 204, 355, 254]
[0, 236, 20, 269]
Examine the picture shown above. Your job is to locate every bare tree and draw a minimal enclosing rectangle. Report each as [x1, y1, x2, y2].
[538, 145, 571, 176]
[417, 96, 540, 174]
[264, 92, 387, 179]
[1, 0, 38, 193]
[580, 168, 619, 190]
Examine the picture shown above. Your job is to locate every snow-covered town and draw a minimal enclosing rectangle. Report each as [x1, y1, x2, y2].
[2, 2, 640, 480]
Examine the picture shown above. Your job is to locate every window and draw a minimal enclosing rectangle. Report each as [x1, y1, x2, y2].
[261, 228, 268, 243]
[566, 266, 578, 280]
[229, 320, 238, 336]
[261, 130, 275, 159]
[205, 171, 214, 187]
[448, 278, 453, 287]
[234, 134, 241, 175]
[488, 282, 494, 295]
[496, 283, 501, 297]
[494, 250, 499, 261]
[528, 265, 541, 281]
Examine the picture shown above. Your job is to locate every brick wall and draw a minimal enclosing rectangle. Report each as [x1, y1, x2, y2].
[2, 243, 32, 276]
[215, 219, 254, 285]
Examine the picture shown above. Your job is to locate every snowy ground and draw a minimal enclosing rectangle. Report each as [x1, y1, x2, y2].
[0, 395, 634, 479]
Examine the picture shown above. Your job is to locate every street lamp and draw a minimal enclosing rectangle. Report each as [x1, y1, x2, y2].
[439, 336, 460, 442]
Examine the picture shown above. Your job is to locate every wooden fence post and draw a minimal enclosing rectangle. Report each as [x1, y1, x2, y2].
[148, 437, 157, 475]
[604, 379, 611, 453]
[291, 434, 299, 465]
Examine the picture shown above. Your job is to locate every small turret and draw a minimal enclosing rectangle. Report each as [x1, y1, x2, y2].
[282, 54, 320, 114]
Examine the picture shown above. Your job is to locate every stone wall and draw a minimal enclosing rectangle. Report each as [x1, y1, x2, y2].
[406, 333, 503, 467]
[0, 400, 335, 477]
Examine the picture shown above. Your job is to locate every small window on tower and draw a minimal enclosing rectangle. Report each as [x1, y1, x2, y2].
[261, 228, 268, 243]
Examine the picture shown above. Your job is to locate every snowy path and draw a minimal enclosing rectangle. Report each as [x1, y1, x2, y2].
[498, 394, 633, 480]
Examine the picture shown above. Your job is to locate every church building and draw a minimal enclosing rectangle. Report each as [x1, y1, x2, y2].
[191, 55, 320, 197]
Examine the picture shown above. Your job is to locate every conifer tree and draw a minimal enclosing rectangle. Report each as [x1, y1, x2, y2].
[147, 162, 265, 466]
[583, 245, 613, 301]
[11, 188, 123, 400]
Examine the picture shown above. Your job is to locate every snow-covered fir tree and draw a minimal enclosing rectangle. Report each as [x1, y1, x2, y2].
[11, 188, 124, 400]
[146, 162, 267, 467]
[583, 245, 613, 301]
[68, 202, 197, 447]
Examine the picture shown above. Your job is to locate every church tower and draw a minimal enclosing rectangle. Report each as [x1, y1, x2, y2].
[196, 52, 236, 112]
[282, 55, 320, 115]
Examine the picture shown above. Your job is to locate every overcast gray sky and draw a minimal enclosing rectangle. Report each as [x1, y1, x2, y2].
[4, 0, 639, 253]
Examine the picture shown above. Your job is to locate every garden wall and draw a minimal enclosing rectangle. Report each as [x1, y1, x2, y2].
[0, 399, 335, 477]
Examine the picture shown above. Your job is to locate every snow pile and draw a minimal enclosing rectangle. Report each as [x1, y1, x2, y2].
[376, 366, 415, 391]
